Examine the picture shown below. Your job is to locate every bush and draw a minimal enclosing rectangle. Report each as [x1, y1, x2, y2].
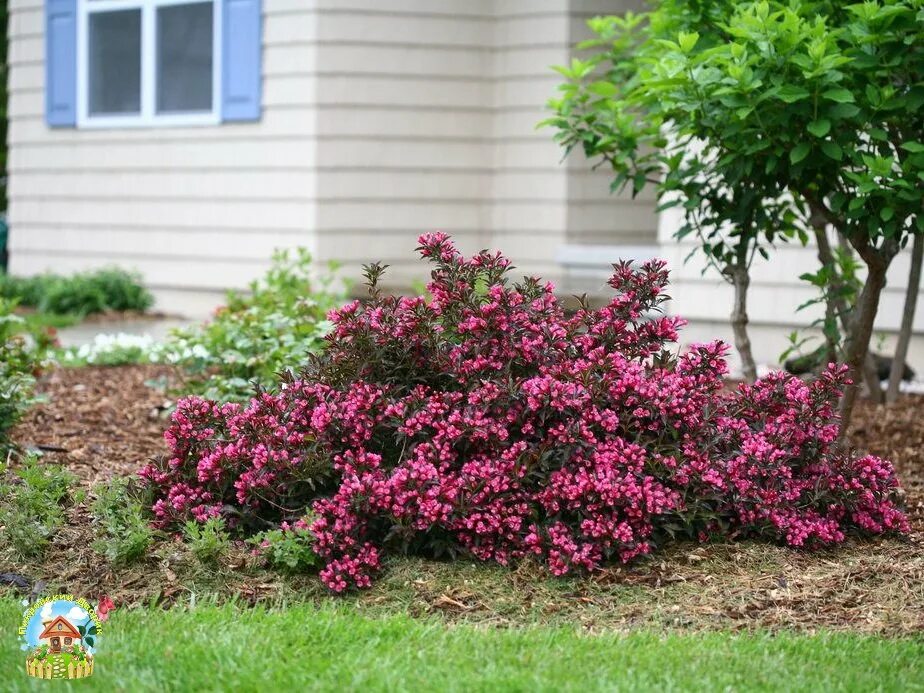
[91, 477, 154, 566]
[0, 456, 76, 559]
[141, 234, 908, 591]
[156, 248, 344, 402]
[0, 267, 153, 316]
[0, 299, 43, 450]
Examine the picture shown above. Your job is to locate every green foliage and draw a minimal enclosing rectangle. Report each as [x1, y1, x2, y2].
[546, 0, 924, 412]
[0, 299, 43, 450]
[183, 516, 230, 565]
[162, 248, 344, 402]
[546, 1, 923, 248]
[91, 477, 154, 566]
[252, 521, 318, 574]
[0, 267, 153, 316]
[0, 455, 76, 559]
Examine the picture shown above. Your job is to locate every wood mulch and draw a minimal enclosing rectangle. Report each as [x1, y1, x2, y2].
[4, 365, 924, 634]
[11, 365, 178, 485]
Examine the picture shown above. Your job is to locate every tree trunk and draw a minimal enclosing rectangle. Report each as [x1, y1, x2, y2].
[839, 237, 898, 435]
[864, 353, 884, 404]
[811, 215, 842, 367]
[810, 208, 882, 400]
[729, 259, 758, 384]
[886, 233, 924, 403]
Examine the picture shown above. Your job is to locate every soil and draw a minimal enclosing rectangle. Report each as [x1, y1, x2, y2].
[3, 365, 923, 634]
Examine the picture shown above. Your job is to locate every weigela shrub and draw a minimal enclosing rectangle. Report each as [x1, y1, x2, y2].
[141, 234, 908, 591]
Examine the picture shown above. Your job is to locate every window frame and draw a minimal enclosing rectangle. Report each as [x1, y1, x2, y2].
[76, 0, 222, 128]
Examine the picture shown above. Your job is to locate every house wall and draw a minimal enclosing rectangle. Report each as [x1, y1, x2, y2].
[8, 0, 655, 312]
[311, 0, 493, 284]
[312, 0, 656, 290]
[6, 0, 319, 315]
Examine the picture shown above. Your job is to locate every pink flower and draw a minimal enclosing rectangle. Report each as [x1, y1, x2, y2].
[96, 596, 115, 622]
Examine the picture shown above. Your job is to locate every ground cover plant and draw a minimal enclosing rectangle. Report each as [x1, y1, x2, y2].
[0, 455, 77, 559]
[109, 248, 344, 402]
[141, 235, 908, 592]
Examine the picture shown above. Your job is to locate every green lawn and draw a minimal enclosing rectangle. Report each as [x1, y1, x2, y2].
[3, 600, 922, 692]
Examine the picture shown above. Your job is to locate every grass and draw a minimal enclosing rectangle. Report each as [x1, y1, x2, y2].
[2, 600, 921, 692]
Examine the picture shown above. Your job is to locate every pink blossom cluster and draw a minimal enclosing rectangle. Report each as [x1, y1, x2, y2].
[140, 233, 908, 591]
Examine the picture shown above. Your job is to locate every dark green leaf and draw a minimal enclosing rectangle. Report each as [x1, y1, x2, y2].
[777, 85, 811, 103]
[821, 141, 843, 161]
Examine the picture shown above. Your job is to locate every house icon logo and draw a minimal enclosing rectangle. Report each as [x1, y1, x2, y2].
[19, 594, 104, 680]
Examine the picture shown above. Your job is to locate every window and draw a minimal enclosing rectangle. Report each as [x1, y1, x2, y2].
[77, 0, 221, 127]
[47, 0, 261, 127]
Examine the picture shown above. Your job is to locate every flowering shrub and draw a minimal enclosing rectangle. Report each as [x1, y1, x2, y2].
[141, 234, 908, 591]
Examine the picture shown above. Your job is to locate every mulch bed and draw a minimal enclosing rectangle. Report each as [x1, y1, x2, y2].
[4, 365, 924, 634]
[11, 365, 178, 485]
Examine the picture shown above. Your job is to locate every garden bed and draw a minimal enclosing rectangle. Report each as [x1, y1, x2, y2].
[4, 364, 923, 635]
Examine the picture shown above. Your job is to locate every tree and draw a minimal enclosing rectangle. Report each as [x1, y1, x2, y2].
[544, 3, 804, 384]
[546, 0, 924, 429]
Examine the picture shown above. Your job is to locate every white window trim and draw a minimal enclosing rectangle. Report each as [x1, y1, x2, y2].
[76, 0, 222, 128]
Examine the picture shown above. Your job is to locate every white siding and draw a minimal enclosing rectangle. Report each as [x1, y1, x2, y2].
[314, 0, 656, 287]
[7, 0, 319, 311]
[312, 0, 493, 280]
[7, 0, 658, 313]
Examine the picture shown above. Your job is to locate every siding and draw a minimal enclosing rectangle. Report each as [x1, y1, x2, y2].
[312, 0, 493, 282]
[314, 0, 657, 288]
[7, 0, 659, 313]
[7, 0, 320, 310]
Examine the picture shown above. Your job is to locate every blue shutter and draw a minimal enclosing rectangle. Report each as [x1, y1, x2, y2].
[45, 0, 78, 127]
[222, 0, 262, 121]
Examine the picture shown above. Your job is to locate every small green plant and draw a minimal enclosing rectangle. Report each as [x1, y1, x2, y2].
[0, 299, 41, 449]
[0, 267, 153, 316]
[252, 519, 318, 574]
[91, 477, 154, 566]
[160, 248, 344, 402]
[0, 455, 76, 559]
[183, 516, 230, 565]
